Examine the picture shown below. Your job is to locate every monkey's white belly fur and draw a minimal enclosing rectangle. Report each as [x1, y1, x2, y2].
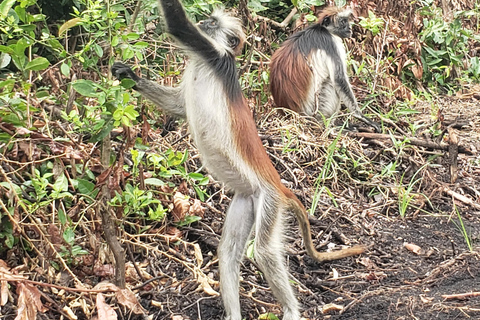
[305, 36, 348, 118]
[183, 65, 260, 194]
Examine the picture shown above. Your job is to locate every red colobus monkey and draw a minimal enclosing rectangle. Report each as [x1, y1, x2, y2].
[112, 1, 364, 319]
[270, 7, 380, 132]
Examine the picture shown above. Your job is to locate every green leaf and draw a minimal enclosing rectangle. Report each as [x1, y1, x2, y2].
[0, 45, 15, 54]
[258, 313, 280, 320]
[58, 17, 82, 36]
[4, 233, 15, 249]
[57, 208, 67, 225]
[120, 78, 136, 89]
[188, 172, 205, 181]
[53, 173, 68, 193]
[72, 79, 97, 97]
[25, 57, 49, 71]
[60, 63, 70, 77]
[144, 178, 166, 186]
[176, 215, 201, 227]
[0, 0, 16, 18]
[63, 228, 75, 246]
[76, 178, 95, 195]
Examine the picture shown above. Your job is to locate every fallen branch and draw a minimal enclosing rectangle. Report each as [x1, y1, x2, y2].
[0, 278, 113, 293]
[442, 187, 480, 210]
[347, 132, 473, 155]
[442, 292, 480, 300]
[255, 7, 298, 30]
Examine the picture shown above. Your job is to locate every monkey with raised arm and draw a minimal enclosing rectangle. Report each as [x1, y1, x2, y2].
[270, 7, 380, 132]
[112, 2, 364, 319]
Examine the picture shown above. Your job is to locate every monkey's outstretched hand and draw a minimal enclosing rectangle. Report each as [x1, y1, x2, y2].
[111, 62, 140, 82]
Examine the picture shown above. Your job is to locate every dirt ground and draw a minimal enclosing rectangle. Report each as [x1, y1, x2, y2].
[132, 96, 480, 320]
[1, 97, 479, 320]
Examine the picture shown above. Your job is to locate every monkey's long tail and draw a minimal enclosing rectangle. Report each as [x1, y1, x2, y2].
[282, 187, 365, 262]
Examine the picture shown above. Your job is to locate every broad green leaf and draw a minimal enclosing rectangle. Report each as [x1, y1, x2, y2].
[0, 0, 16, 18]
[76, 178, 95, 195]
[120, 78, 136, 89]
[59, 17, 82, 36]
[0, 45, 14, 54]
[60, 62, 70, 77]
[144, 178, 166, 186]
[53, 173, 68, 192]
[57, 208, 67, 225]
[63, 228, 75, 246]
[0, 52, 12, 68]
[25, 57, 50, 71]
[188, 172, 205, 181]
[72, 79, 97, 97]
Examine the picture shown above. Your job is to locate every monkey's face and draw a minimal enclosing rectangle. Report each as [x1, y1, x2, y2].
[198, 9, 246, 56]
[323, 9, 353, 39]
[333, 17, 353, 38]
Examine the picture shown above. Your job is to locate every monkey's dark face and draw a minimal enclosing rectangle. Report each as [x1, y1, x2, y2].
[323, 10, 353, 39]
[198, 9, 246, 56]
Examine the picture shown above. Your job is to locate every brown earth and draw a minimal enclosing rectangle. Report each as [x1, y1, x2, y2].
[1, 95, 479, 320]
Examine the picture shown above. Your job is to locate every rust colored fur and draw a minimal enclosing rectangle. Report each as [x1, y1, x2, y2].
[315, 6, 344, 24]
[269, 45, 311, 114]
[229, 96, 283, 185]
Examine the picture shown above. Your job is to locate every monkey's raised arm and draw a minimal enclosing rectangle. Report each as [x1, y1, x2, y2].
[159, 0, 221, 59]
[111, 62, 186, 119]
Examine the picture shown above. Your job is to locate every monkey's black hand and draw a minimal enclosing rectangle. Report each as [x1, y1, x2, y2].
[364, 118, 381, 132]
[111, 62, 140, 82]
[354, 111, 381, 132]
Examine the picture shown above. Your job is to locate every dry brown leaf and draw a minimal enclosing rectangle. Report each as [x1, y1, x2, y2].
[404, 242, 422, 255]
[165, 226, 182, 241]
[172, 192, 190, 222]
[321, 303, 344, 314]
[419, 294, 434, 304]
[93, 281, 119, 292]
[190, 199, 205, 218]
[116, 288, 146, 315]
[197, 273, 219, 297]
[62, 306, 78, 320]
[94, 264, 116, 277]
[358, 257, 377, 269]
[1, 279, 8, 306]
[15, 283, 46, 320]
[193, 243, 204, 267]
[96, 293, 117, 320]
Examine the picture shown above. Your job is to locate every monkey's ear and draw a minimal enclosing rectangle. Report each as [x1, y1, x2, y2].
[322, 16, 331, 27]
[228, 36, 240, 50]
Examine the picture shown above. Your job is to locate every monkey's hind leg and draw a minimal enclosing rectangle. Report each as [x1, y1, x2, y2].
[254, 192, 300, 320]
[218, 193, 255, 320]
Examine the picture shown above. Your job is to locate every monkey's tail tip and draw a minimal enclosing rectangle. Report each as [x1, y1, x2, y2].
[309, 245, 365, 262]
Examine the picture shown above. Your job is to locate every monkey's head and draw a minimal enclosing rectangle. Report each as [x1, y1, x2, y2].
[317, 7, 353, 39]
[198, 9, 246, 56]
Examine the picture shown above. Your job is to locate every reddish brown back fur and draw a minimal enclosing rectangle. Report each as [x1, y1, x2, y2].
[229, 97, 283, 186]
[269, 44, 311, 113]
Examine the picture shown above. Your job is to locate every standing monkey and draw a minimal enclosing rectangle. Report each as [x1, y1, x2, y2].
[112, 1, 364, 319]
[270, 7, 380, 132]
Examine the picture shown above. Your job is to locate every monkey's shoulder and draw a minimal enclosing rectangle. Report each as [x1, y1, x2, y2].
[287, 25, 337, 55]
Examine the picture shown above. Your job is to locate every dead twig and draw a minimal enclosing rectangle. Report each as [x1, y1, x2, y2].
[255, 7, 298, 30]
[347, 132, 473, 155]
[442, 187, 480, 210]
[442, 292, 480, 300]
[447, 127, 458, 183]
